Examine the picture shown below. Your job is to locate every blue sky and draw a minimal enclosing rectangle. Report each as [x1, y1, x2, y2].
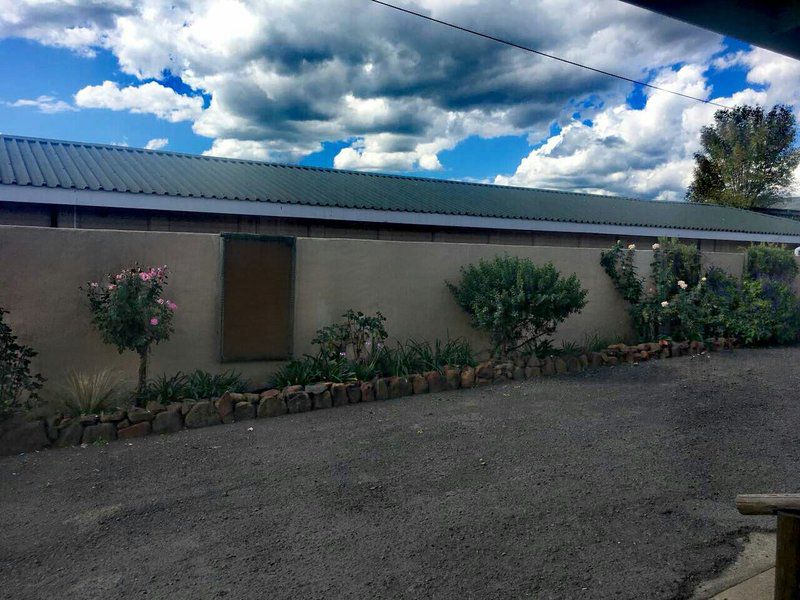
[0, 1, 797, 199]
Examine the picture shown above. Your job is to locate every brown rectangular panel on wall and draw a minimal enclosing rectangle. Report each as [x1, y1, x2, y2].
[221, 235, 294, 361]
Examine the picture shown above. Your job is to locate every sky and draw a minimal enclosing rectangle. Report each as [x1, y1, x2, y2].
[0, 0, 799, 201]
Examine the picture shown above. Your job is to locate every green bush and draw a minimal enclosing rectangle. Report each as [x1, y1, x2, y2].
[376, 338, 476, 376]
[311, 310, 387, 363]
[602, 240, 800, 345]
[0, 308, 44, 418]
[602, 238, 704, 340]
[269, 336, 477, 388]
[746, 244, 798, 282]
[270, 358, 322, 389]
[757, 280, 800, 344]
[447, 255, 587, 358]
[184, 369, 247, 399]
[144, 372, 189, 404]
[653, 238, 701, 293]
[141, 369, 247, 402]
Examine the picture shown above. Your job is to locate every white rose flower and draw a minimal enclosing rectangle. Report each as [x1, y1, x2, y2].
[652, 243, 660, 250]
[701, 277, 707, 282]
[661, 301, 669, 307]
[677, 280, 688, 289]
[627, 244, 636, 250]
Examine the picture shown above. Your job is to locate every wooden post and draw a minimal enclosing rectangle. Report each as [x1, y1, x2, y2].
[775, 512, 800, 600]
[735, 495, 800, 600]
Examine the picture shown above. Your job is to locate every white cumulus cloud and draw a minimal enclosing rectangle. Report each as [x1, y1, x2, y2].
[144, 137, 168, 150]
[74, 81, 203, 122]
[2, 0, 799, 198]
[8, 95, 77, 113]
[496, 50, 800, 200]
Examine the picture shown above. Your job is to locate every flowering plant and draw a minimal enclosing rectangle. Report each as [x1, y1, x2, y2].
[86, 265, 176, 399]
[602, 240, 800, 345]
[311, 309, 387, 364]
[602, 238, 702, 340]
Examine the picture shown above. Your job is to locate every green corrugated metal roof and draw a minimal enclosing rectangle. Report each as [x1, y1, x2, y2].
[2, 134, 800, 237]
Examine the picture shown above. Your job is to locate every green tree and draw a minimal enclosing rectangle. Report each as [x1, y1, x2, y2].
[686, 104, 799, 208]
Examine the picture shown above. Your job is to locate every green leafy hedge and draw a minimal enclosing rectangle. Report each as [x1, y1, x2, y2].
[746, 243, 799, 282]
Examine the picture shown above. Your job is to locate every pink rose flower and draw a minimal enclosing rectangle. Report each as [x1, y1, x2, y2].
[108, 284, 116, 290]
[150, 317, 159, 325]
[90, 282, 98, 288]
[166, 301, 177, 311]
[140, 272, 151, 282]
[157, 298, 165, 305]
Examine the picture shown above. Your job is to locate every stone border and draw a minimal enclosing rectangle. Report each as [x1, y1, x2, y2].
[0, 337, 734, 456]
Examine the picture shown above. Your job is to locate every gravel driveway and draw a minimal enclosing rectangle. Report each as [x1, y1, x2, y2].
[2, 347, 799, 599]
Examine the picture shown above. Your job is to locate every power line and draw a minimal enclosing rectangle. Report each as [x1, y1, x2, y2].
[369, 0, 729, 109]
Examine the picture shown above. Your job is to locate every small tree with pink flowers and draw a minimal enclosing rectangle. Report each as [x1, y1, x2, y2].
[86, 265, 177, 401]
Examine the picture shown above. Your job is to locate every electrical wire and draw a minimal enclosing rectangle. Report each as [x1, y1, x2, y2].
[369, 0, 729, 109]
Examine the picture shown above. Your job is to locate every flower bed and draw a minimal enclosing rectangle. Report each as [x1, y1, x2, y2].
[0, 337, 735, 456]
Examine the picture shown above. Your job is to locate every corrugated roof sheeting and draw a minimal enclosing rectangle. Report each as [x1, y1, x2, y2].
[2, 134, 800, 236]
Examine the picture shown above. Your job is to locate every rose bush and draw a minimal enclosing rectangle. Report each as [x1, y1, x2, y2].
[86, 265, 177, 400]
[602, 240, 800, 344]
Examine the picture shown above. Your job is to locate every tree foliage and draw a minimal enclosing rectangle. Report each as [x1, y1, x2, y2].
[686, 104, 800, 208]
[0, 308, 44, 418]
[447, 255, 587, 358]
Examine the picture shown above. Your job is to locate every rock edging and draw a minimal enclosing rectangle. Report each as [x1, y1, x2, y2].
[0, 337, 734, 456]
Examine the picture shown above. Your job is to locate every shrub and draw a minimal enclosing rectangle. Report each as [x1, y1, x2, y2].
[602, 239, 704, 340]
[311, 310, 387, 363]
[269, 337, 476, 387]
[394, 338, 476, 373]
[308, 353, 356, 383]
[270, 358, 323, 388]
[375, 343, 417, 377]
[184, 369, 247, 399]
[447, 255, 587, 358]
[757, 280, 800, 343]
[582, 333, 622, 353]
[86, 265, 177, 400]
[144, 372, 189, 404]
[602, 241, 800, 345]
[652, 237, 702, 294]
[746, 244, 799, 282]
[55, 370, 123, 416]
[0, 308, 44, 418]
[350, 359, 380, 382]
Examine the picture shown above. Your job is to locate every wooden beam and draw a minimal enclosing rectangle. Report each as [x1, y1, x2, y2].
[776, 513, 800, 600]
[736, 494, 800, 516]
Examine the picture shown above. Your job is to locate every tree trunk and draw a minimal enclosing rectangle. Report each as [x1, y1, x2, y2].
[136, 347, 148, 404]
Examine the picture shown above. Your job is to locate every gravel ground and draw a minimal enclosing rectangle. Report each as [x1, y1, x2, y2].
[2, 348, 799, 600]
